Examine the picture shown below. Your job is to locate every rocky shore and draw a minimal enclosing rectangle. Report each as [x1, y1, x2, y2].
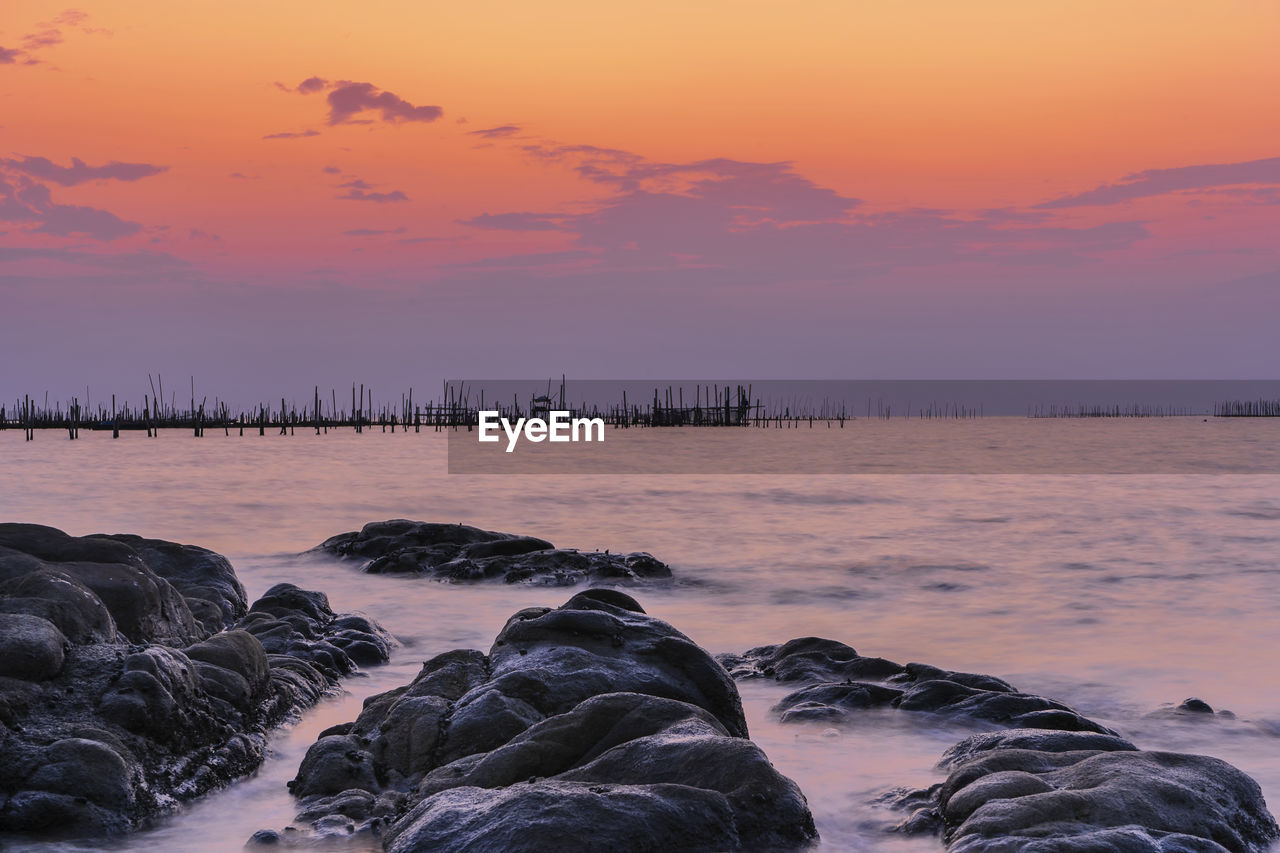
[721, 637, 1280, 852]
[252, 588, 816, 851]
[314, 519, 672, 585]
[0, 524, 391, 836]
[2, 520, 1277, 853]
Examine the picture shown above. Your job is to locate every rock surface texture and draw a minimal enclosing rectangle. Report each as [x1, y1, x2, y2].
[719, 637, 1116, 734]
[259, 589, 816, 852]
[0, 524, 391, 837]
[315, 519, 672, 585]
[722, 636, 1280, 853]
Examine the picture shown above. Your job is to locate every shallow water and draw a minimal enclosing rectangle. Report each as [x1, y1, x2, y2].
[3, 423, 1280, 851]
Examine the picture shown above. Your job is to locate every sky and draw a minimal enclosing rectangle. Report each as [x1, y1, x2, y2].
[3, 1, 1280, 405]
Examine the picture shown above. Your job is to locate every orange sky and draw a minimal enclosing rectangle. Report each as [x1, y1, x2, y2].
[3, 1, 1280, 390]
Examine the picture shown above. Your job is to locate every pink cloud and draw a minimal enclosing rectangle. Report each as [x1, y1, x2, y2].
[286, 77, 443, 125]
[2, 155, 167, 186]
[262, 129, 320, 140]
[1037, 155, 1280, 208]
[339, 188, 409, 203]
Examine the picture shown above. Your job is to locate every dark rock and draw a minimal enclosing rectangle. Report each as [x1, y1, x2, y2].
[272, 590, 815, 851]
[881, 725, 1277, 851]
[939, 729, 1139, 769]
[729, 637, 1278, 851]
[719, 637, 905, 683]
[101, 535, 247, 635]
[723, 636, 1115, 735]
[384, 781, 741, 853]
[289, 735, 380, 797]
[251, 584, 335, 625]
[0, 526, 391, 840]
[1146, 697, 1239, 722]
[0, 524, 201, 645]
[0, 613, 67, 681]
[0, 569, 117, 644]
[186, 630, 271, 704]
[314, 520, 672, 586]
[932, 746, 1279, 852]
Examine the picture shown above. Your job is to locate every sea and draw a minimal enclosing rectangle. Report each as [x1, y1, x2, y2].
[3, 420, 1279, 851]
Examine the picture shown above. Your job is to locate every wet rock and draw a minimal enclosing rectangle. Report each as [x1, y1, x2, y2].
[915, 738, 1279, 852]
[101, 534, 247, 636]
[720, 637, 1115, 735]
[0, 569, 117, 644]
[315, 520, 672, 585]
[938, 729, 1139, 769]
[726, 637, 1278, 850]
[720, 636, 906, 683]
[272, 590, 815, 851]
[0, 524, 203, 645]
[238, 584, 392, 681]
[1146, 697, 1239, 722]
[0, 613, 67, 681]
[0, 526, 391, 840]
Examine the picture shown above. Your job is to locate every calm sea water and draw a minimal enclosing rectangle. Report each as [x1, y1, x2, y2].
[3, 421, 1279, 851]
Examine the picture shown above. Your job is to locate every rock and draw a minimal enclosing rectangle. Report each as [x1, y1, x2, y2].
[239, 584, 392, 681]
[289, 735, 381, 797]
[314, 520, 672, 585]
[0, 613, 67, 681]
[1146, 697, 1239, 722]
[101, 535, 247, 635]
[938, 729, 1139, 769]
[720, 637, 906, 683]
[384, 781, 742, 853]
[0, 526, 391, 840]
[729, 637, 1278, 851]
[721, 637, 1115, 735]
[932, 745, 1279, 852]
[270, 590, 815, 851]
[0, 569, 117, 644]
[185, 630, 271, 705]
[26, 737, 136, 811]
[0, 524, 201, 645]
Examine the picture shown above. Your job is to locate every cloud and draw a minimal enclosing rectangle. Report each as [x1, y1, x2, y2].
[333, 173, 409, 203]
[33, 204, 142, 240]
[286, 77, 443, 125]
[23, 29, 63, 50]
[188, 228, 221, 241]
[339, 188, 409, 203]
[326, 81, 443, 125]
[0, 172, 143, 241]
[343, 226, 406, 236]
[295, 75, 328, 94]
[461, 212, 567, 231]
[53, 10, 89, 27]
[1036, 155, 1280, 208]
[2, 155, 167, 186]
[321, 165, 341, 174]
[398, 236, 442, 244]
[468, 125, 521, 139]
[0, 46, 28, 64]
[262, 129, 320, 140]
[455, 140, 1149, 279]
[228, 172, 258, 180]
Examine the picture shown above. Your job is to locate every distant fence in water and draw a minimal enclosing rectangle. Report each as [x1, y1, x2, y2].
[1026, 404, 1196, 418]
[4, 378, 1277, 441]
[0, 379, 990, 440]
[1214, 399, 1280, 417]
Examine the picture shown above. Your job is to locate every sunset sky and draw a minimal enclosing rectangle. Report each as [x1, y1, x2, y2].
[3, 1, 1280, 403]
